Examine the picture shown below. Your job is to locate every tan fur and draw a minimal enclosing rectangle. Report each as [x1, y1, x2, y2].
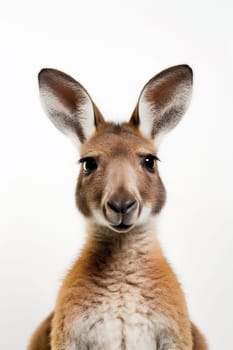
[191, 323, 208, 350]
[28, 66, 207, 349]
[52, 230, 191, 348]
[28, 313, 53, 350]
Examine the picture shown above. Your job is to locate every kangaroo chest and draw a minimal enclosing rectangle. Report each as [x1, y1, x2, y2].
[73, 284, 169, 350]
[68, 239, 174, 350]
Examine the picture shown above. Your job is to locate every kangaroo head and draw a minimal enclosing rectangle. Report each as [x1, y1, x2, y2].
[39, 65, 193, 233]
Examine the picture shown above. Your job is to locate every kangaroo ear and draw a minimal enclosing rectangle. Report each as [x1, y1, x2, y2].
[130, 65, 193, 144]
[38, 69, 104, 146]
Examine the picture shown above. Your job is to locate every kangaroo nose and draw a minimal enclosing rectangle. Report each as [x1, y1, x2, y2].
[107, 197, 137, 215]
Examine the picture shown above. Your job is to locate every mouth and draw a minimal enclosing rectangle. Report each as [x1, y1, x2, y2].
[110, 223, 133, 232]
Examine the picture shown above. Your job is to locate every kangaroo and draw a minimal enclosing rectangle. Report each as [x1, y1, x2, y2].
[28, 65, 207, 350]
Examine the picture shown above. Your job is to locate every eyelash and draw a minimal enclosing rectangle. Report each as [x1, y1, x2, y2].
[143, 154, 160, 162]
[79, 157, 95, 164]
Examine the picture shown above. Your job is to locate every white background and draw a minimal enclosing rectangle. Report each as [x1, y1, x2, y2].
[0, 1, 232, 349]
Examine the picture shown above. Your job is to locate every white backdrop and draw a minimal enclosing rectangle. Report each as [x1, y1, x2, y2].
[0, 1, 232, 349]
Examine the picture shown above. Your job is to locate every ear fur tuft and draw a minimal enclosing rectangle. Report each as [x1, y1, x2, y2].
[38, 69, 104, 146]
[130, 65, 193, 143]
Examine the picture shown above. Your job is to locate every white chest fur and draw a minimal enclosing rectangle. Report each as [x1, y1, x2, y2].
[71, 288, 171, 350]
[67, 232, 175, 350]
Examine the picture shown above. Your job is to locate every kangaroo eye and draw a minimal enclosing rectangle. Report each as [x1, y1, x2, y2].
[143, 155, 159, 172]
[80, 157, 98, 175]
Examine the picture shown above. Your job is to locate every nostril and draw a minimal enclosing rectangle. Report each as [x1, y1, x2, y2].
[107, 200, 121, 213]
[123, 199, 137, 214]
[107, 198, 137, 215]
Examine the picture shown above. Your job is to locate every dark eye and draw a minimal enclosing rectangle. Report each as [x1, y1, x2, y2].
[143, 155, 158, 172]
[80, 157, 98, 175]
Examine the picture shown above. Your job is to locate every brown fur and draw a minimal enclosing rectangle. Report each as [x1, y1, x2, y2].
[130, 65, 193, 138]
[29, 66, 207, 349]
[76, 123, 166, 219]
[191, 323, 208, 350]
[28, 313, 53, 350]
[67, 233, 191, 346]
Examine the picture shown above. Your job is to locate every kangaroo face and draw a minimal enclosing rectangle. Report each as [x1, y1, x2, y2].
[38, 65, 192, 233]
[76, 125, 166, 232]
